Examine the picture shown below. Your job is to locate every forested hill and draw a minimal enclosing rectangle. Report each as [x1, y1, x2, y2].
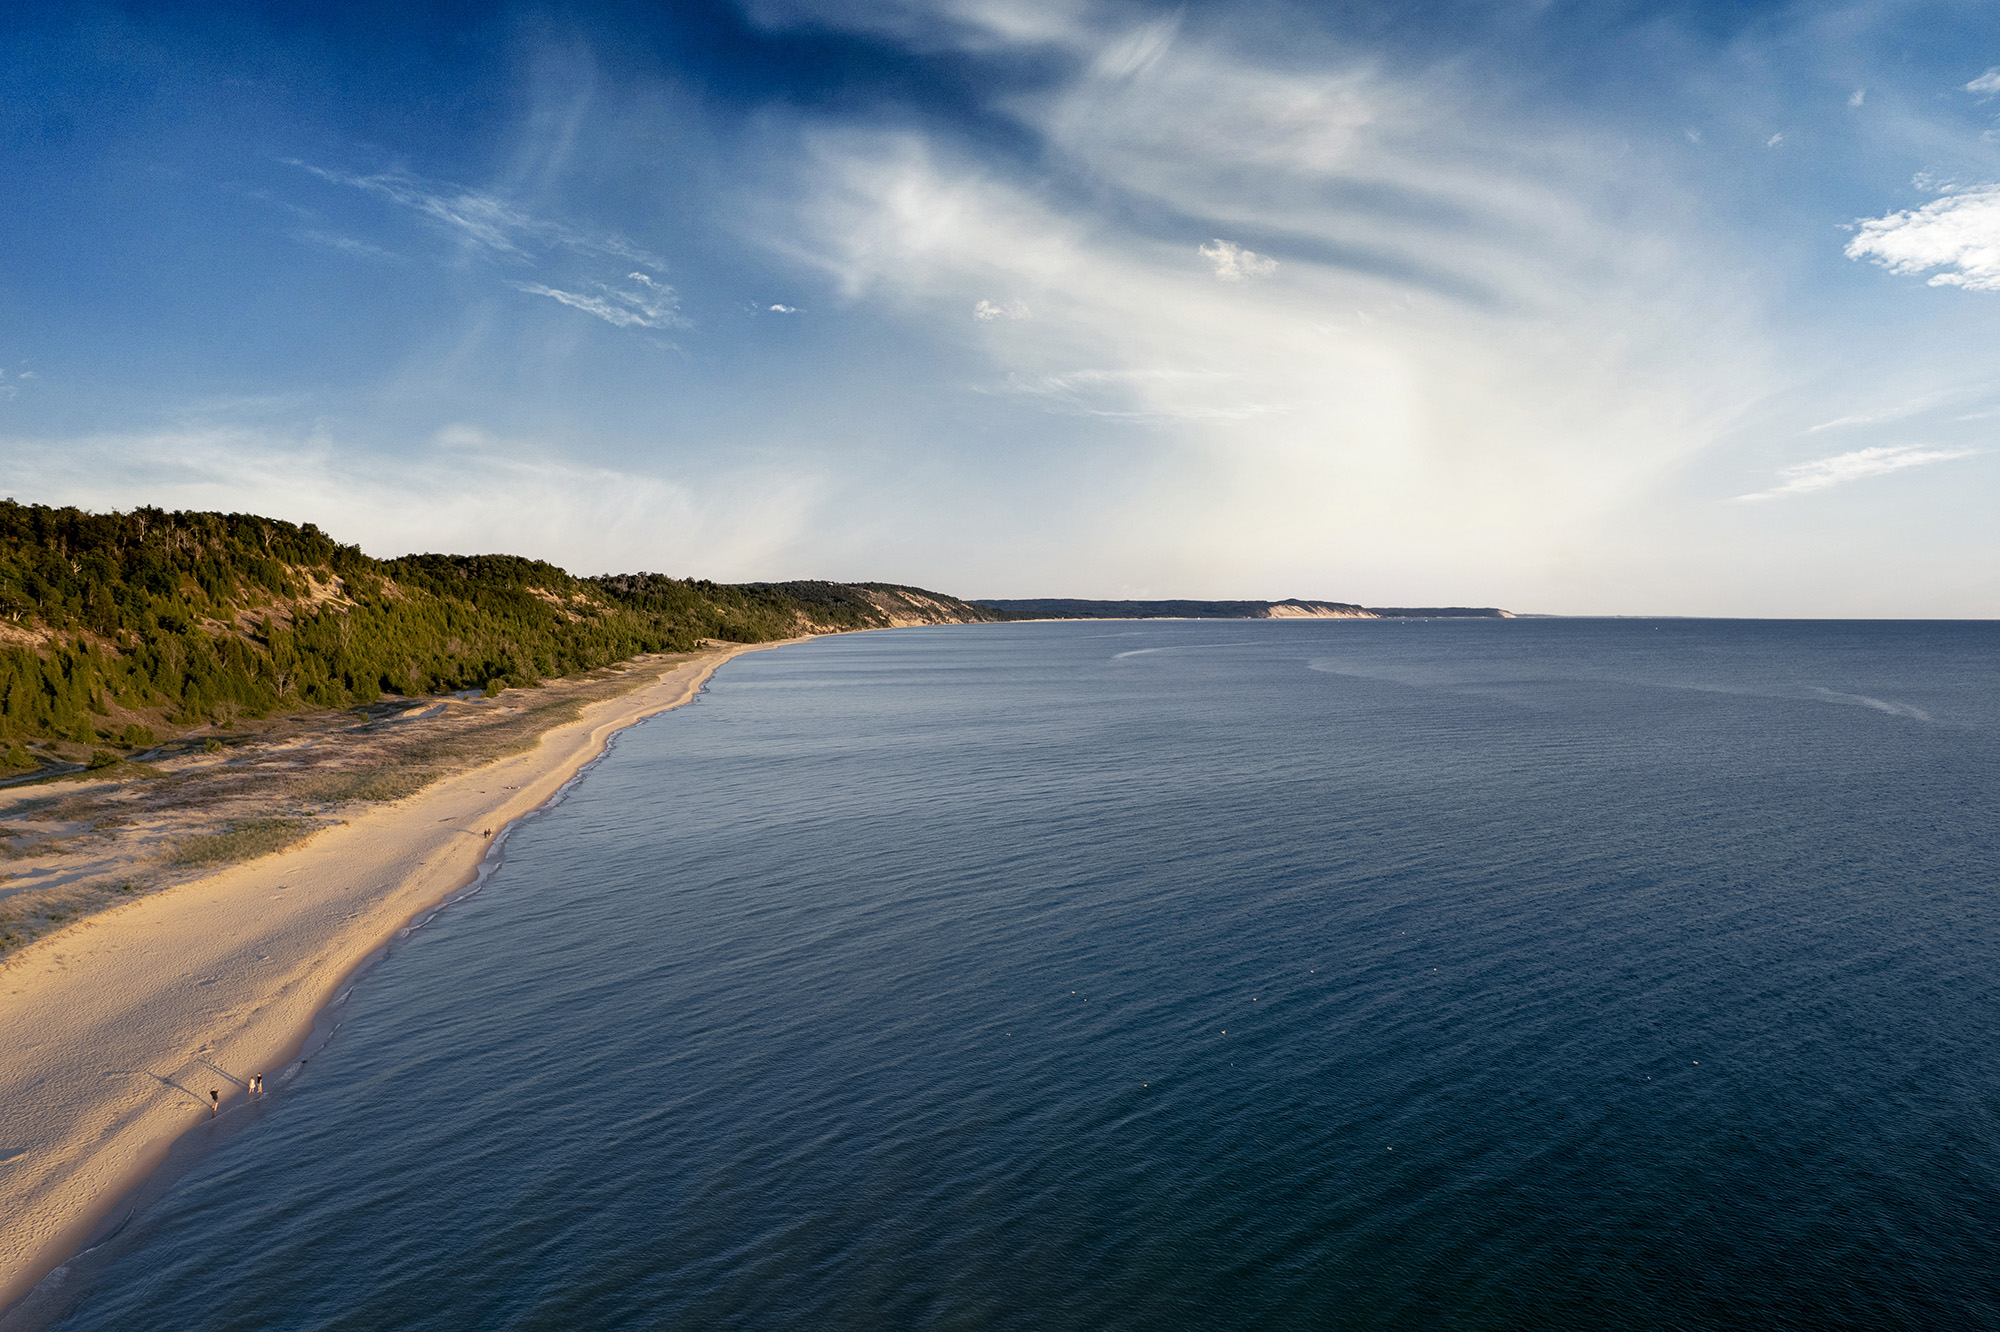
[0, 502, 1004, 758]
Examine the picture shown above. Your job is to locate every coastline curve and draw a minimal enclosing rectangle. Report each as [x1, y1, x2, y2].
[0, 639, 799, 1319]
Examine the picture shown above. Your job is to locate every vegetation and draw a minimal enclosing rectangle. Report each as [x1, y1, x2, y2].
[0, 500, 1005, 750]
[301, 769, 438, 804]
[167, 818, 317, 866]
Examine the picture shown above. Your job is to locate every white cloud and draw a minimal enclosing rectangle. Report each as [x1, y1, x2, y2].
[973, 298, 1030, 319]
[1846, 185, 2000, 291]
[1198, 239, 1277, 281]
[1848, 88, 1866, 108]
[1766, 132, 1785, 148]
[1967, 68, 2000, 95]
[1685, 128, 1702, 144]
[769, 303, 799, 313]
[1734, 445, 1973, 501]
[514, 274, 684, 329]
[768, 22, 1768, 599]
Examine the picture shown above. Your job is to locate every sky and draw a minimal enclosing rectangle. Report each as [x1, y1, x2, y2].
[3, 0, 2000, 615]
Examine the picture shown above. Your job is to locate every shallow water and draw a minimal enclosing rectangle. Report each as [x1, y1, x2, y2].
[34, 619, 2000, 1329]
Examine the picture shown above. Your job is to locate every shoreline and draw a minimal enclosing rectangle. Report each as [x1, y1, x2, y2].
[0, 638, 798, 1316]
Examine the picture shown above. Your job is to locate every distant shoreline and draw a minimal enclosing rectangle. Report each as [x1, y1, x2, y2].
[974, 598, 1512, 620]
[0, 638, 798, 1317]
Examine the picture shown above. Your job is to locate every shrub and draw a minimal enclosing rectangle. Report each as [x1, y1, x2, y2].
[87, 750, 119, 769]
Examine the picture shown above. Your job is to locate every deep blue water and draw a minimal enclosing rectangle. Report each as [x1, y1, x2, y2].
[27, 618, 2000, 1330]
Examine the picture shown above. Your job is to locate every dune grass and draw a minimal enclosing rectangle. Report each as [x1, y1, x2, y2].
[168, 818, 317, 866]
[302, 769, 439, 804]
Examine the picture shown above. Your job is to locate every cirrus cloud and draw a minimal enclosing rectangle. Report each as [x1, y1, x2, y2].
[513, 272, 685, 329]
[1734, 444, 1974, 502]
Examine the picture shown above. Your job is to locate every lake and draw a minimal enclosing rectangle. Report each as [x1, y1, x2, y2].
[30, 618, 2000, 1330]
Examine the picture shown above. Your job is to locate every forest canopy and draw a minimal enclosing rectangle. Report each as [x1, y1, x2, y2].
[0, 501, 1001, 752]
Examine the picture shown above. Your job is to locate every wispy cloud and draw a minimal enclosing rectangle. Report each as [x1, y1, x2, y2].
[986, 368, 1281, 422]
[973, 298, 1029, 320]
[772, 17, 1770, 600]
[1968, 68, 2000, 96]
[290, 229, 404, 264]
[1198, 239, 1276, 281]
[1765, 132, 1785, 148]
[1846, 185, 2000, 291]
[768, 303, 799, 313]
[290, 160, 684, 335]
[514, 273, 684, 329]
[1848, 88, 1866, 108]
[1734, 445, 1973, 501]
[288, 161, 664, 268]
[1805, 398, 1935, 432]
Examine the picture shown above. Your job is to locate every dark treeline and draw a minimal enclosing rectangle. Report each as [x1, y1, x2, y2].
[0, 502, 992, 753]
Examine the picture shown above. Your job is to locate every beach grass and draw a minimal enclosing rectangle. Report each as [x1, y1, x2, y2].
[167, 819, 318, 866]
[303, 770, 439, 804]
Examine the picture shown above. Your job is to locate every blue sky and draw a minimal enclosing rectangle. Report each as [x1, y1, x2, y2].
[4, 0, 1999, 614]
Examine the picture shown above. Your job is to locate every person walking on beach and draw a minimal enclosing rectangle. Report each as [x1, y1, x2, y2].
[209, 1089, 219, 1117]
[250, 1074, 262, 1096]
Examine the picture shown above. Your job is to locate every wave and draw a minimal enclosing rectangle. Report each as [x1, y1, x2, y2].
[1113, 643, 1246, 660]
[1809, 687, 1933, 722]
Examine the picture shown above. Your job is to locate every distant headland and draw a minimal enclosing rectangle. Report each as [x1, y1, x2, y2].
[973, 598, 1513, 620]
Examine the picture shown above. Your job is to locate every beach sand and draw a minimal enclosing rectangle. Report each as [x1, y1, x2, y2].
[0, 640, 790, 1312]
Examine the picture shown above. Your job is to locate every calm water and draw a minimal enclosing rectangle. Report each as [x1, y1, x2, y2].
[28, 619, 2000, 1330]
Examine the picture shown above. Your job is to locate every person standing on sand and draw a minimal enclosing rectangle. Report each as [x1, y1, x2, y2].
[209, 1089, 219, 1117]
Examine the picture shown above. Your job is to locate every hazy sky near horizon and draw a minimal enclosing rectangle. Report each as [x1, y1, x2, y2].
[4, 1, 2000, 614]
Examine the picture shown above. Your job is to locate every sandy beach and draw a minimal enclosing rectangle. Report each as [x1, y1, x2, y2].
[0, 639, 791, 1313]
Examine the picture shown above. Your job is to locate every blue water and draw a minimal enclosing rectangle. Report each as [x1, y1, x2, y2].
[29, 619, 2000, 1330]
